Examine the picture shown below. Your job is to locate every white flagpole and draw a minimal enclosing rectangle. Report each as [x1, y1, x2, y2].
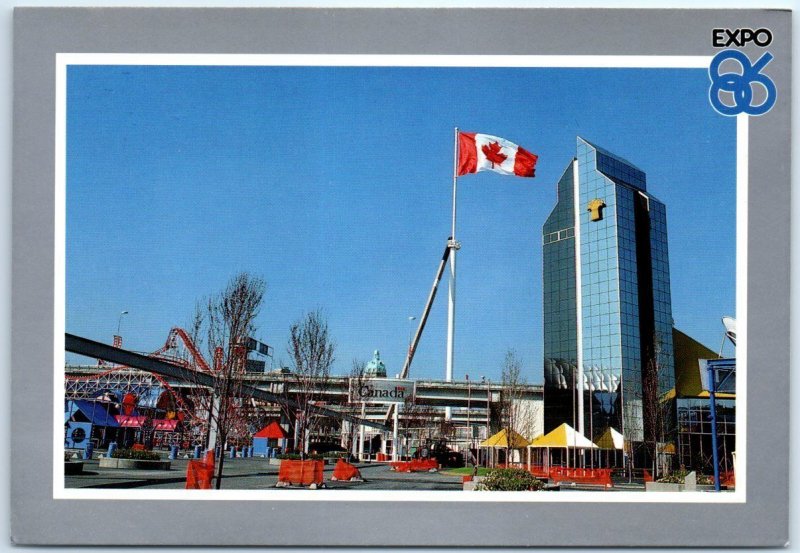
[445, 127, 459, 421]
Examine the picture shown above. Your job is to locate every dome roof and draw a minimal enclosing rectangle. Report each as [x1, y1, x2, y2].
[364, 350, 387, 378]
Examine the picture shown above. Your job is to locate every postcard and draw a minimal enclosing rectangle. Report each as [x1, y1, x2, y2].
[12, 7, 790, 547]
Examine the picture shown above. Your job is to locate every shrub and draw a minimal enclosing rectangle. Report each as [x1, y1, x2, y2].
[277, 453, 323, 461]
[323, 451, 347, 459]
[696, 474, 715, 485]
[657, 471, 686, 484]
[476, 468, 544, 491]
[657, 470, 715, 485]
[111, 448, 161, 461]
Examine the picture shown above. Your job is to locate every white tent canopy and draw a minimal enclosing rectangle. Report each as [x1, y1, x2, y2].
[527, 422, 598, 449]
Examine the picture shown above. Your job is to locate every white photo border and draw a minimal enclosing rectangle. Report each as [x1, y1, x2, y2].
[54, 53, 746, 504]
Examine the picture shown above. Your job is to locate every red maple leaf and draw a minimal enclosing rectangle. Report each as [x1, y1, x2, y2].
[482, 141, 508, 167]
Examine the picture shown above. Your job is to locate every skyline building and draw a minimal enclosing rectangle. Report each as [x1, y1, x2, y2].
[542, 137, 676, 468]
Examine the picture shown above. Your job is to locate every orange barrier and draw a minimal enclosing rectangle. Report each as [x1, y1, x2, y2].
[410, 459, 439, 471]
[721, 470, 735, 487]
[643, 469, 654, 483]
[376, 453, 387, 462]
[186, 451, 215, 489]
[528, 465, 550, 479]
[390, 459, 439, 472]
[278, 459, 324, 486]
[332, 459, 362, 481]
[548, 467, 613, 487]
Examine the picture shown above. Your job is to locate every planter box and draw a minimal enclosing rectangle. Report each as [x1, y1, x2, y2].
[645, 481, 684, 492]
[696, 484, 723, 491]
[268, 457, 282, 466]
[99, 458, 171, 470]
[64, 461, 84, 475]
[463, 475, 485, 491]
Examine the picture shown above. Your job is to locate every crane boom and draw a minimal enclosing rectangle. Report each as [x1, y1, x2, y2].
[401, 239, 453, 378]
[384, 237, 458, 424]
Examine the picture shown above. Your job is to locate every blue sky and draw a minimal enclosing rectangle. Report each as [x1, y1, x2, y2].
[65, 64, 737, 382]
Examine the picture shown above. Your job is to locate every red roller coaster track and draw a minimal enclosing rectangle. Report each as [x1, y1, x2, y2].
[65, 327, 217, 425]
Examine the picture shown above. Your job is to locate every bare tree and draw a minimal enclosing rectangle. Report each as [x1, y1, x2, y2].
[343, 359, 368, 459]
[186, 272, 266, 488]
[500, 349, 525, 466]
[398, 396, 441, 457]
[280, 309, 335, 456]
[642, 336, 676, 478]
[515, 400, 542, 443]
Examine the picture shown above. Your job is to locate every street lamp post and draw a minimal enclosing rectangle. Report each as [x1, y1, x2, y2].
[117, 310, 129, 336]
[407, 316, 416, 353]
[113, 310, 129, 349]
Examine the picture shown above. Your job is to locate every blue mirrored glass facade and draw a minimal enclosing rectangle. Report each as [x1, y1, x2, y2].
[543, 138, 676, 467]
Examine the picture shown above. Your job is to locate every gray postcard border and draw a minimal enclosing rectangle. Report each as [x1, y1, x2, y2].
[12, 8, 790, 547]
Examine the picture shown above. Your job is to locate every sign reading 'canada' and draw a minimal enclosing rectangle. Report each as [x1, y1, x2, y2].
[348, 378, 416, 405]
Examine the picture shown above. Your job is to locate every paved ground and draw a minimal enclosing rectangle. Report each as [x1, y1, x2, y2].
[66, 455, 650, 492]
[65, 457, 467, 491]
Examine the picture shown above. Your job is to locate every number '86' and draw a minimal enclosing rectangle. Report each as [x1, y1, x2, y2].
[708, 50, 777, 116]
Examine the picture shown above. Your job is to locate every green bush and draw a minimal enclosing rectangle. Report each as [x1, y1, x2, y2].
[697, 474, 715, 485]
[277, 453, 323, 461]
[657, 470, 686, 484]
[476, 468, 544, 491]
[322, 451, 347, 458]
[657, 470, 715, 485]
[111, 448, 161, 461]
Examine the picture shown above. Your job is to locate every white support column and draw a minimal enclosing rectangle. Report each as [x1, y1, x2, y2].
[572, 158, 585, 438]
[445, 248, 456, 421]
[341, 421, 349, 449]
[206, 394, 221, 453]
[392, 407, 399, 461]
[358, 403, 365, 461]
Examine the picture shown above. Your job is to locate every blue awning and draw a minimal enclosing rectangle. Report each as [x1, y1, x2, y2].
[65, 400, 119, 427]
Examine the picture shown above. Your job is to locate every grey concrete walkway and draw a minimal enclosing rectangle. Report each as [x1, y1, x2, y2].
[65, 458, 465, 491]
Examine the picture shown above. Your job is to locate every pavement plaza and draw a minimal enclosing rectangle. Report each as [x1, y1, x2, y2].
[65, 458, 465, 491]
[65, 457, 643, 492]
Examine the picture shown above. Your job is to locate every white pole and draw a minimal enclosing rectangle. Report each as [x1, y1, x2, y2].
[206, 394, 221, 453]
[572, 159, 584, 438]
[571, 370, 575, 469]
[358, 402, 365, 461]
[589, 366, 594, 469]
[445, 127, 459, 420]
[392, 406, 399, 461]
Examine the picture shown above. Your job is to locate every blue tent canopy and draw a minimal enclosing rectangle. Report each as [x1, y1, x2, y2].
[65, 400, 119, 427]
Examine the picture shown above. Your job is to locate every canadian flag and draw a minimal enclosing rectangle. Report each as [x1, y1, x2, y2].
[457, 132, 538, 178]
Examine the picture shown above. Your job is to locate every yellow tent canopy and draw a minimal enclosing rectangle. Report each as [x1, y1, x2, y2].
[660, 442, 677, 454]
[528, 422, 598, 449]
[479, 428, 531, 448]
[594, 427, 624, 450]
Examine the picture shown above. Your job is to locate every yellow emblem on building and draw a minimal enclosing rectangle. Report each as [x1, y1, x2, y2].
[587, 198, 606, 222]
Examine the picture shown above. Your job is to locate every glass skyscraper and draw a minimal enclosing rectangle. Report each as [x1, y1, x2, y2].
[543, 137, 675, 468]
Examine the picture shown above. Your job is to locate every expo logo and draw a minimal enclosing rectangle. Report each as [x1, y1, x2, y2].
[708, 27, 776, 116]
[712, 28, 772, 48]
